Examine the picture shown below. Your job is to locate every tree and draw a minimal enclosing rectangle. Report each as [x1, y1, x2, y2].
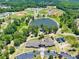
[4, 23, 17, 34]
[41, 25, 49, 34]
[13, 31, 26, 43]
[43, 26, 49, 34]
[0, 19, 5, 24]
[49, 55, 53, 59]
[25, 18, 30, 25]
[39, 34, 44, 40]
[71, 23, 79, 35]
[32, 26, 39, 37]
[14, 39, 21, 46]
[23, 28, 30, 37]
[9, 46, 15, 54]
[1, 35, 13, 45]
[47, 50, 50, 53]
[14, 20, 20, 26]
[0, 40, 5, 49]
[48, 27, 53, 33]
[32, 16, 34, 21]
[13, 31, 23, 39]
[52, 26, 58, 33]
[3, 49, 9, 59]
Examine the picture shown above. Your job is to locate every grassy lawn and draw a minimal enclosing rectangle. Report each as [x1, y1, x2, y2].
[26, 10, 34, 16]
[54, 34, 64, 38]
[48, 15, 60, 23]
[39, 9, 48, 15]
[10, 15, 26, 19]
[17, 22, 28, 33]
[9, 11, 27, 19]
[61, 24, 72, 33]
[47, 46, 60, 53]
[64, 35, 77, 45]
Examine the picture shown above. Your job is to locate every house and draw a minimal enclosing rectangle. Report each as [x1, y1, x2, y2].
[56, 37, 65, 43]
[26, 38, 55, 48]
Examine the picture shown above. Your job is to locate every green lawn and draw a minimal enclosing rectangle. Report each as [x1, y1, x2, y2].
[17, 22, 28, 33]
[48, 15, 60, 23]
[61, 24, 72, 33]
[39, 9, 48, 15]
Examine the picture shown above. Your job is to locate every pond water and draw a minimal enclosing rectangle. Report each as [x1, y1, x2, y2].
[30, 18, 59, 28]
[16, 51, 76, 59]
[16, 51, 39, 59]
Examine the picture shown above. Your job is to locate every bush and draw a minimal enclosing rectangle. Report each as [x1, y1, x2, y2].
[47, 50, 50, 53]
[49, 55, 53, 59]
[9, 46, 15, 54]
[14, 39, 20, 46]
[3, 49, 9, 59]
[39, 34, 44, 39]
[0, 41, 4, 49]
[1, 35, 13, 45]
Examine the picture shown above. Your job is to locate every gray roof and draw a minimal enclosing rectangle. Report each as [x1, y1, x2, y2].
[26, 38, 55, 48]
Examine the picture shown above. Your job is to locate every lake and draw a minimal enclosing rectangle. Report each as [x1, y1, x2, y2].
[30, 18, 59, 28]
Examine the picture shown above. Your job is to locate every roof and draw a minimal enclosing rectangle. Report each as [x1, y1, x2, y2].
[26, 38, 55, 48]
[56, 37, 65, 43]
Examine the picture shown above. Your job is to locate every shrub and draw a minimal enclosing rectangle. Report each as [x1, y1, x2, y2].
[9, 46, 15, 54]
